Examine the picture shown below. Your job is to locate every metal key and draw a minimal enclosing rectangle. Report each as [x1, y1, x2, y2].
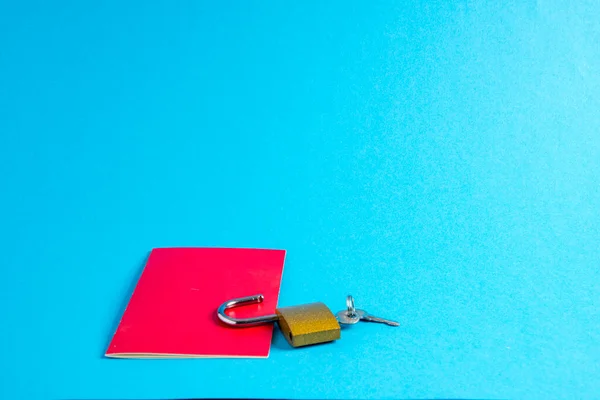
[336, 295, 399, 327]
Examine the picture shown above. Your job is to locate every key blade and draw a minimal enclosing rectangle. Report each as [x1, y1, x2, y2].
[363, 315, 399, 326]
[357, 310, 399, 326]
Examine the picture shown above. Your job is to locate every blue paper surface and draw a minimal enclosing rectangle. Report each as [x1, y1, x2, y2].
[1, 1, 599, 399]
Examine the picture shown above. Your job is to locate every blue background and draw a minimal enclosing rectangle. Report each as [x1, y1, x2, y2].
[1, 1, 599, 399]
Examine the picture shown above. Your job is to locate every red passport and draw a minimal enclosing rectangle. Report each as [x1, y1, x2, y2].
[106, 247, 286, 358]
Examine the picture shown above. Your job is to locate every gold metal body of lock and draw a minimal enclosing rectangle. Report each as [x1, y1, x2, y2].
[217, 295, 341, 348]
[276, 302, 341, 347]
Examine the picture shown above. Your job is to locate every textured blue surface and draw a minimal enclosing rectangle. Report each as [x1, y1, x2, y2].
[1, 1, 600, 399]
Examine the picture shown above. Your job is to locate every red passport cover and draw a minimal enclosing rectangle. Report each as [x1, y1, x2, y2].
[105, 247, 286, 358]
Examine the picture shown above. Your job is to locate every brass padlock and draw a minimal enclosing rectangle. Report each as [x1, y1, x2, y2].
[217, 294, 341, 347]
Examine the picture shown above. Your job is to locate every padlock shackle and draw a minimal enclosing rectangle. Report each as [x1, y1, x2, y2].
[217, 294, 279, 327]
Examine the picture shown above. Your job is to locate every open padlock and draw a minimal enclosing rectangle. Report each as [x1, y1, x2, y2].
[217, 294, 399, 348]
[217, 294, 341, 347]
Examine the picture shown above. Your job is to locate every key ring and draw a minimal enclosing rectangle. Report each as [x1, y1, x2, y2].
[346, 295, 356, 317]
